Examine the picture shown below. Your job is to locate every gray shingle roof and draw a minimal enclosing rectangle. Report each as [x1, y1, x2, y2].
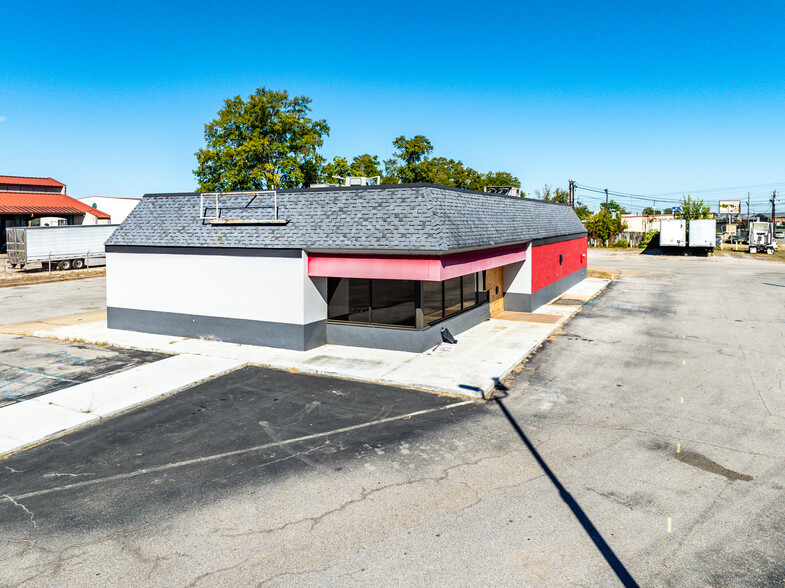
[106, 184, 586, 253]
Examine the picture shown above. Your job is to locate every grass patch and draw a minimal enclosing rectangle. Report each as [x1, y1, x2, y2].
[720, 248, 785, 263]
[0, 267, 106, 287]
[588, 268, 617, 280]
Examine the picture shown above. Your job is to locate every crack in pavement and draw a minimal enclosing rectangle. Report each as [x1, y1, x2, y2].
[2, 494, 37, 528]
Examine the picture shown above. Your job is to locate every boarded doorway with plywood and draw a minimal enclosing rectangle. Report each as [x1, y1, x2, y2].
[486, 266, 504, 317]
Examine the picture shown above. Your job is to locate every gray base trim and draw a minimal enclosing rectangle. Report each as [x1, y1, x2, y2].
[326, 303, 490, 353]
[107, 307, 325, 351]
[503, 267, 588, 312]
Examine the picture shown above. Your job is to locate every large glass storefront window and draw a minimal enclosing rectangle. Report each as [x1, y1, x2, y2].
[422, 280, 443, 324]
[327, 278, 370, 323]
[328, 278, 416, 327]
[423, 272, 485, 325]
[328, 273, 487, 329]
[371, 280, 416, 326]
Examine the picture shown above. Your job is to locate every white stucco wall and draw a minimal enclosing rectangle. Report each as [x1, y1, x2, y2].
[503, 243, 532, 294]
[107, 250, 327, 326]
[78, 197, 140, 224]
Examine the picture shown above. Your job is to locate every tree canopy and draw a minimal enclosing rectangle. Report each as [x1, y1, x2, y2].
[194, 88, 329, 191]
[584, 210, 628, 244]
[374, 135, 521, 191]
[600, 200, 629, 215]
[574, 201, 591, 221]
[194, 89, 522, 193]
[674, 195, 711, 221]
[535, 184, 570, 204]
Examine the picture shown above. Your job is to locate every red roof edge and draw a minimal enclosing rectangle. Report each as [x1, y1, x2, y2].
[0, 175, 66, 187]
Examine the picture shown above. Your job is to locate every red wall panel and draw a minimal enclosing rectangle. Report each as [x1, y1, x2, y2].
[530, 237, 588, 292]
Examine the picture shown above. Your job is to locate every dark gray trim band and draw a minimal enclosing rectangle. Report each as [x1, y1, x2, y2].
[107, 307, 325, 351]
[503, 267, 588, 312]
[530, 233, 587, 247]
[325, 303, 490, 353]
[105, 245, 302, 257]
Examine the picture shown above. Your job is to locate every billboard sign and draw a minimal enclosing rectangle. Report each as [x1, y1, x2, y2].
[719, 200, 741, 214]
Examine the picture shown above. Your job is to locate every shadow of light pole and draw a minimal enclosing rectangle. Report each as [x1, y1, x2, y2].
[493, 396, 639, 587]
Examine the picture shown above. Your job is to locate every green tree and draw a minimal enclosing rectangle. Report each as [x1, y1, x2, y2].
[600, 200, 629, 214]
[383, 135, 434, 183]
[674, 195, 711, 221]
[663, 207, 673, 214]
[353, 134, 521, 191]
[424, 157, 487, 190]
[535, 184, 570, 204]
[350, 154, 382, 178]
[482, 171, 521, 189]
[194, 88, 329, 191]
[322, 156, 352, 182]
[642, 206, 662, 215]
[584, 210, 628, 245]
[574, 201, 592, 221]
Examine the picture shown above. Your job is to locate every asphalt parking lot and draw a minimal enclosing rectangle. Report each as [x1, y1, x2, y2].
[0, 366, 475, 532]
[0, 334, 166, 407]
[2, 252, 785, 586]
[0, 277, 105, 326]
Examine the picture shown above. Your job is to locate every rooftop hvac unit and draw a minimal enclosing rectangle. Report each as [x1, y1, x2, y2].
[333, 176, 381, 186]
[484, 186, 521, 197]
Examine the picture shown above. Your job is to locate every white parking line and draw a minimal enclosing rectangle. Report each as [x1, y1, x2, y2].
[0, 399, 475, 503]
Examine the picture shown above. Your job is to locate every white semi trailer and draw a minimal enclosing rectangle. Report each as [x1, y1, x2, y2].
[660, 219, 687, 247]
[688, 219, 717, 248]
[5, 224, 118, 270]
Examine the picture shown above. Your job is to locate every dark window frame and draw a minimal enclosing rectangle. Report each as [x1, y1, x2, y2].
[327, 272, 489, 331]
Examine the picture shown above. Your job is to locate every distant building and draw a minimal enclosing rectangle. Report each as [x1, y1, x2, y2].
[618, 213, 675, 247]
[77, 196, 141, 225]
[621, 213, 675, 234]
[0, 175, 111, 247]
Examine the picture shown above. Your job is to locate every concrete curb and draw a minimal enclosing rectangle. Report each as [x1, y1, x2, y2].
[0, 354, 245, 459]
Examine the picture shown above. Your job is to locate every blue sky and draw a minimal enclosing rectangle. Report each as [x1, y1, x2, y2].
[2, 0, 784, 213]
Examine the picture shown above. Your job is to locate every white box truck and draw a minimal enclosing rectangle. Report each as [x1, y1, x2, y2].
[660, 219, 686, 247]
[6, 224, 118, 270]
[688, 219, 716, 248]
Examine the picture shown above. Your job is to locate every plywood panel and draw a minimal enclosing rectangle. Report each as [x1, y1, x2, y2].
[486, 266, 504, 317]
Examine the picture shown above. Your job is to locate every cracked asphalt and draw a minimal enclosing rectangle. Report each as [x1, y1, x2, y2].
[2, 250, 785, 586]
[0, 334, 167, 407]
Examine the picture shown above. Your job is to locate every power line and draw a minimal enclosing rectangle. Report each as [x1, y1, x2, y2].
[575, 181, 785, 202]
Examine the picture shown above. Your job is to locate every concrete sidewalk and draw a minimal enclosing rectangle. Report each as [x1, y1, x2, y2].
[0, 354, 244, 457]
[31, 278, 611, 398]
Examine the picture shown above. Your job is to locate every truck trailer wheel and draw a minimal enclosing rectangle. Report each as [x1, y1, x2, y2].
[57, 260, 72, 271]
[72, 258, 85, 269]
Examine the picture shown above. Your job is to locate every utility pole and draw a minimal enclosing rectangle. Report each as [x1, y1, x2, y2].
[772, 190, 778, 240]
[568, 179, 575, 209]
[605, 188, 609, 210]
[747, 192, 750, 228]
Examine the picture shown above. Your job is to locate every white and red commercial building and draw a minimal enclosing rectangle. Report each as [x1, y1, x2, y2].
[105, 184, 588, 352]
